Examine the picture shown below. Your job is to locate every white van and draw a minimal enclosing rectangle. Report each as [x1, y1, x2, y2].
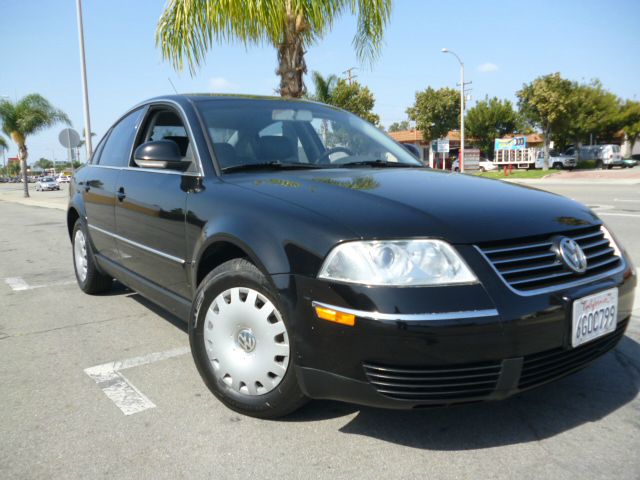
[565, 144, 623, 169]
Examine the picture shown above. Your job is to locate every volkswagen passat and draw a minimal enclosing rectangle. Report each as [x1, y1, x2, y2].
[68, 95, 636, 418]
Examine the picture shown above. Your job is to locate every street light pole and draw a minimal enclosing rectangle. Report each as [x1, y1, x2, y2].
[76, 0, 93, 159]
[442, 48, 465, 173]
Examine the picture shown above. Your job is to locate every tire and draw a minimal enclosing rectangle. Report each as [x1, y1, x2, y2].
[552, 162, 562, 170]
[607, 165, 613, 170]
[480, 167, 485, 172]
[72, 219, 113, 294]
[190, 258, 307, 418]
[596, 160, 604, 170]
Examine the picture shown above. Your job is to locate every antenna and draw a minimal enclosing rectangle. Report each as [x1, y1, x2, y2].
[168, 78, 178, 94]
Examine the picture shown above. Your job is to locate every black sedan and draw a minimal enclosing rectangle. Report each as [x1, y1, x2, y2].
[68, 95, 636, 418]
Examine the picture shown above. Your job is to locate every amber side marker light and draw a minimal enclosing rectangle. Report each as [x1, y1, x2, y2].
[314, 305, 356, 326]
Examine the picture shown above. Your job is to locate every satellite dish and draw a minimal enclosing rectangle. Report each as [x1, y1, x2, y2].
[59, 128, 81, 149]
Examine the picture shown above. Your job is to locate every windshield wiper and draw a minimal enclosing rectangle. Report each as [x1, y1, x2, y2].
[338, 159, 421, 168]
[221, 161, 326, 173]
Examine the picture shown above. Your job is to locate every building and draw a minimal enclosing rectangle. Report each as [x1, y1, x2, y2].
[389, 130, 545, 167]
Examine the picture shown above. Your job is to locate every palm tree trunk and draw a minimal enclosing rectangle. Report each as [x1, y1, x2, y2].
[19, 144, 29, 198]
[277, 11, 307, 98]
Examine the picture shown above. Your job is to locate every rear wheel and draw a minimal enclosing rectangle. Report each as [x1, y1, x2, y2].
[190, 258, 307, 418]
[72, 220, 113, 294]
[552, 162, 563, 170]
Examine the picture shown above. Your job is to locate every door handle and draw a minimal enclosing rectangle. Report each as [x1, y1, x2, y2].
[117, 187, 126, 202]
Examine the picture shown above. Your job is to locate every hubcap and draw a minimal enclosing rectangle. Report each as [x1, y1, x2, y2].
[74, 229, 88, 282]
[203, 287, 290, 396]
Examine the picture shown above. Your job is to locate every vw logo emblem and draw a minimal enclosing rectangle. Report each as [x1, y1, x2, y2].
[555, 237, 588, 274]
[237, 329, 257, 353]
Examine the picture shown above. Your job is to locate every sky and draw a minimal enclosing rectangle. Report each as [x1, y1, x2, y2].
[1, 0, 639, 164]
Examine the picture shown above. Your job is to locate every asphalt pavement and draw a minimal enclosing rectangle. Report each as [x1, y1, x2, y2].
[0, 180, 639, 480]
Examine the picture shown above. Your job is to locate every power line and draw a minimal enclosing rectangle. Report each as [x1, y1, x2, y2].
[342, 67, 358, 85]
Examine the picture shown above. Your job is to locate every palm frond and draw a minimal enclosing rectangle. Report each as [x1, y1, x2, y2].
[156, 0, 392, 75]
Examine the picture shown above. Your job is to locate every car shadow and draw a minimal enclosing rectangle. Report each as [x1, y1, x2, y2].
[104, 281, 188, 334]
[101, 281, 639, 449]
[288, 335, 640, 450]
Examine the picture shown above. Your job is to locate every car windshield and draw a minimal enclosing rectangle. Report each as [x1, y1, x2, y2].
[42, 177, 54, 181]
[196, 98, 422, 171]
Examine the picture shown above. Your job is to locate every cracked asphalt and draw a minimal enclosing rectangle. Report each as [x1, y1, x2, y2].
[0, 181, 638, 480]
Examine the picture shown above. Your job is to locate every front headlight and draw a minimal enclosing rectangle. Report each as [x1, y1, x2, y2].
[318, 240, 478, 286]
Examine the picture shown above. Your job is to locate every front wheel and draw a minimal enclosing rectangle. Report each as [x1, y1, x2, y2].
[72, 220, 113, 294]
[190, 258, 307, 418]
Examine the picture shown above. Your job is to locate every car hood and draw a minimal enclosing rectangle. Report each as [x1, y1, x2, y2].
[225, 168, 599, 244]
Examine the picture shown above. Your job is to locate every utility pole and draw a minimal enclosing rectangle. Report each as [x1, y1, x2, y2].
[76, 0, 93, 159]
[442, 49, 471, 174]
[342, 67, 357, 85]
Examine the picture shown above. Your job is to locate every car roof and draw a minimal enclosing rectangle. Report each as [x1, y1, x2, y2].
[137, 94, 327, 110]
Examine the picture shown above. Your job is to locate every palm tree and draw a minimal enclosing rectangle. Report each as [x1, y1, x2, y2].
[156, 0, 392, 98]
[309, 71, 338, 104]
[0, 135, 8, 170]
[0, 94, 70, 197]
[309, 71, 339, 143]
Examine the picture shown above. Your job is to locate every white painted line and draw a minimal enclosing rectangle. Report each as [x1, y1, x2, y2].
[5, 277, 30, 291]
[4, 276, 76, 291]
[598, 212, 640, 218]
[84, 346, 190, 415]
[613, 199, 640, 203]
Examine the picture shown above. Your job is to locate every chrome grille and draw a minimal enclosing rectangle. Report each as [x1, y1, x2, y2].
[363, 361, 501, 402]
[478, 225, 622, 292]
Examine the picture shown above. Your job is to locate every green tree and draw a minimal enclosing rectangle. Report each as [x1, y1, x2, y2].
[7, 161, 21, 177]
[388, 120, 410, 132]
[465, 96, 522, 159]
[563, 80, 621, 156]
[329, 79, 379, 125]
[0, 94, 70, 197]
[156, 0, 392, 98]
[620, 100, 640, 154]
[406, 87, 460, 143]
[517, 73, 573, 170]
[34, 157, 54, 170]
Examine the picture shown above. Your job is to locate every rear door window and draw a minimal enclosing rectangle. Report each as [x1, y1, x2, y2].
[98, 109, 144, 167]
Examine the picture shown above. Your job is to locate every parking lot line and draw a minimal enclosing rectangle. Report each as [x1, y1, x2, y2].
[4, 276, 76, 291]
[598, 212, 640, 218]
[84, 346, 190, 415]
[5, 277, 30, 291]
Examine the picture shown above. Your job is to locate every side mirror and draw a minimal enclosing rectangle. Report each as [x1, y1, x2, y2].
[133, 140, 189, 170]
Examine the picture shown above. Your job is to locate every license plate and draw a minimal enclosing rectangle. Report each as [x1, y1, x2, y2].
[571, 288, 618, 347]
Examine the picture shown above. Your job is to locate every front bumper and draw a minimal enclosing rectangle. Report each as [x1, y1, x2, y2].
[272, 256, 636, 409]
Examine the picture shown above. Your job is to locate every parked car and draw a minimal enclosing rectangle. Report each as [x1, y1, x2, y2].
[69, 95, 636, 418]
[622, 158, 637, 168]
[535, 150, 576, 170]
[57, 174, 71, 183]
[35, 176, 60, 191]
[452, 158, 497, 172]
[565, 144, 623, 169]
